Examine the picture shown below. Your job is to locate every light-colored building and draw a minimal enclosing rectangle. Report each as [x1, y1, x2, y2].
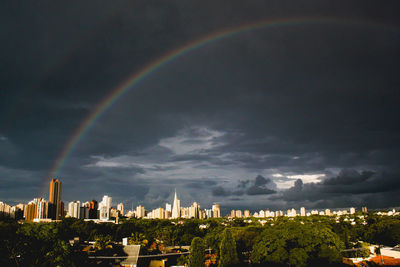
[325, 209, 331, 216]
[350, 207, 356, 214]
[235, 210, 242, 218]
[171, 191, 181, 219]
[136, 205, 145, 218]
[68, 201, 81, 218]
[212, 203, 221, 218]
[117, 203, 124, 216]
[300, 207, 306, 216]
[99, 195, 112, 220]
[244, 210, 251, 218]
[189, 202, 200, 219]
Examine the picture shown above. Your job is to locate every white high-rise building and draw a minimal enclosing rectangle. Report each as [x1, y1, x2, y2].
[99, 195, 112, 220]
[300, 207, 306, 216]
[350, 207, 356, 214]
[68, 201, 81, 218]
[171, 190, 181, 219]
[165, 203, 172, 212]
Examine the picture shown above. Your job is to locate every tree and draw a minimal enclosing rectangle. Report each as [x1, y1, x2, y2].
[189, 237, 205, 267]
[251, 222, 343, 266]
[219, 228, 239, 267]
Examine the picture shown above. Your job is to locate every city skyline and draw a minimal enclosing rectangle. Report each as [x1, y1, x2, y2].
[1, 1, 400, 212]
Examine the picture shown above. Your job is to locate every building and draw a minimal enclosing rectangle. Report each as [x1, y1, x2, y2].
[117, 203, 124, 216]
[362, 206, 368, 213]
[230, 210, 235, 218]
[300, 207, 306, 216]
[153, 207, 165, 219]
[89, 200, 98, 219]
[99, 195, 112, 220]
[171, 190, 181, 219]
[350, 207, 356, 214]
[136, 205, 145, 218]
[235, 210, 242, 218]
[48, 178, 62, 220]
[68, 201, 81, 218]
[244, 210, 251, 218]
[36, 198, 48, 219]
[25, 202, 37, 221]
[189, 202, 200, 219]
[325, 209, 331, 216]
[212, 203, 221, 218]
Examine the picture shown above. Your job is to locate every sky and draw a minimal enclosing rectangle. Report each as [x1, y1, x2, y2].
[1, 1, 400, 214]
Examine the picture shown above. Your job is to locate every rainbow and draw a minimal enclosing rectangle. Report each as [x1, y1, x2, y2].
[43, 16, 394, 195]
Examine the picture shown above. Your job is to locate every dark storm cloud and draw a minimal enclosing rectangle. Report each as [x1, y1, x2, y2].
[212, 175, 277, 197]
[279, 169, 400, 208]
[1, 0, 400, 210]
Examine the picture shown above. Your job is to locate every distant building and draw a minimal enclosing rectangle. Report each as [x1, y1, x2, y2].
[362, 206, 368, 213]
[117, 203, 124, 216]
[325, 209, 331, 216]
[300, 207, 306, 216]
[99, 195, 112, 220]
[171, 190, 181, 219]
[189, 202, 200, 219]
[48, 179, 62, 220]
[350, 207, 356, 214]
[89, 200, 98, 219]
[244, 210, 251, 218]
[235, 210, 242, 218]
[136, 205, 145, 218]
[68, 201, 81, 218]
[212, 203, 221, 218]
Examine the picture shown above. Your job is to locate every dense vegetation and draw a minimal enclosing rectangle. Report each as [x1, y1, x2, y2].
[1, 213, 400, 266]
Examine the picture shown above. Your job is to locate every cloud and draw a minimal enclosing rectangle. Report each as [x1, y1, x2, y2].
[212, 175, 277, 197]
[279, 169, 400, 208]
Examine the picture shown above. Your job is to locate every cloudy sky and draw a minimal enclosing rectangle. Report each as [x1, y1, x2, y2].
[1, 1, 400, 214]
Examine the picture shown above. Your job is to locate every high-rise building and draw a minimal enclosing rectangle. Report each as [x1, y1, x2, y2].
[189, 202, 200, 219]
[89, 200, 98, 219]
[136, 205, 145, 218]
[235, 210, 242, 218]
[25, 202, 37, 221]
[325, 209, 331, 216]
[117, 203, 124, 216]
[212, 203, 221, 218]
[350, 207, 356, 214]
[68, 201, 81, 218]
[244, 210, 251, 218]
[171, 190, 181, 219]
[362, 207, 368, 213]
[48, 179, 62, 220]
[99, 195, 112, 220]
[230, 210, 235, 218]
[36, 198, 48, 219]
[300, 207, 306, 216]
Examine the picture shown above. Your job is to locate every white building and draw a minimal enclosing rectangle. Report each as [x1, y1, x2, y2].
[300, 207, 306, 217]
[68, 201, 81, 218]
[171, 191, 181, 219]
[99, 195, 112, 220]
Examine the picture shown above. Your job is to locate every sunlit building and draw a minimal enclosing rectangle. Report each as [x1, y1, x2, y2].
[48, 178, 62, 220]
[171, 191, 181, 219]
[212, 203, 221, 218]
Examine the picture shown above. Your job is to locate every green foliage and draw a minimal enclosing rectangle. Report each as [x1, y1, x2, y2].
[177, 254, 190, 266]
[219, 228, 239, 267]
[251, 222, 344, 266]
[94, 234, 112, 250]
[189, 237, 205, 267]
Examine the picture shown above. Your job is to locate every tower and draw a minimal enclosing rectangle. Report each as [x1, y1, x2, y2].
[48, 178, 62, 220]
[171, 190, 180, 219]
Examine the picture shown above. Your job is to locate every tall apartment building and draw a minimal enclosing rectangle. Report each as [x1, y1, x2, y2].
[48, 179, 62, 220]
